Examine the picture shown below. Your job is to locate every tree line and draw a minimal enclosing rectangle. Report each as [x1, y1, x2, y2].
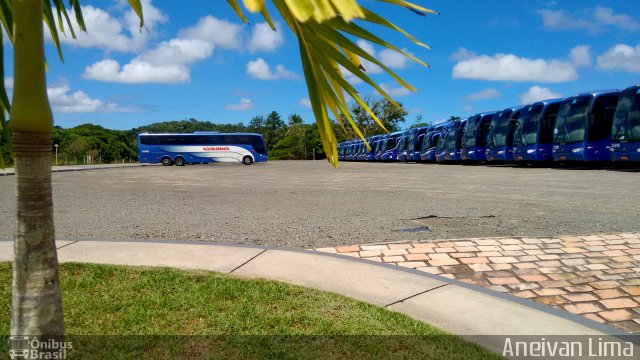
[0, 98, 411, 165]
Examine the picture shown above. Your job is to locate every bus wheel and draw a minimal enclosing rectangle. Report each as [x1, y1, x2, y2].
[242, 156, 253, 165]
[161, 157, 173, 166]
[174, 156, 186, 166]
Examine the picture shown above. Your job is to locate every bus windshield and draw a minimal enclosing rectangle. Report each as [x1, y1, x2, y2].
[554, 96, 591, 144]
[488, 110, 512, 148]
[463, 117, 479, 148]
[612, 88, 640, 142]
[513, 105, 543, 146]
[407, 132, 416, 149]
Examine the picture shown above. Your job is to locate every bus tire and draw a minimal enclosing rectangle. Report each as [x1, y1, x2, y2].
[242, 156, 254, 165]
[174, 156, 186, 166]
[161, 157, 173, 166]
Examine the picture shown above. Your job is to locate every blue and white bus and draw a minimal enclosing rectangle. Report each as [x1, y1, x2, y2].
[435, 119, 466, 163]
[552, 90, 620, 162]
[461, 112, 497, 162]
[420, 125, 444, 162]
[512, 99, 562, 164]
[379, 131, 404, 161]
[406, 126, 430, 162]
[610, 84, 640, 163]
[485, 106, 522, 163]
[366, 135, 384, 161]
[138, 132, 268, 166]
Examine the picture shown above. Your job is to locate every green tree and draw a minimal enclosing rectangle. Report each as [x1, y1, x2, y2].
[2, 0, 433, 341]
[263, 110, 285, 150]
[341, 96, 408, 139]
[247, 115, 265, 133]
[288, 114, 303, 127]
[305, 123, 326, 160]
[0, 118, 10, 166]
[411, 114, 432, 128]
[63, 137, 89, 164]
[271, 114, 307, 159]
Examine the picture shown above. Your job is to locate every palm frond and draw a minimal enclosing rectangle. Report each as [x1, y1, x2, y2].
[231, 0, 434, 167]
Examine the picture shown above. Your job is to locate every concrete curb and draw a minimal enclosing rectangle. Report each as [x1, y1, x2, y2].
[0, 163, 152, 176]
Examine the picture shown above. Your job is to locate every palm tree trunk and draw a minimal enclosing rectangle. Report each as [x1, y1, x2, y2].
[10, 0, 64, 336]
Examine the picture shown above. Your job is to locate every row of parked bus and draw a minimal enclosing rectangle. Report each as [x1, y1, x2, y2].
[338, 83, 640, 165]
[338, 84, 640, 164]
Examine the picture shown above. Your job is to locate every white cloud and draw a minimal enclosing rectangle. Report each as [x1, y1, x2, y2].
[519, 86, 562, 105]
[379, 49, 409, 69]
[52, 0, 167, 52]
[84, 16, 241, 84]
[247, 22, 284, 53]
[592, 6, 640, 32]
[138, 38, 213, 66]
[380, 83, 412, 97]
[569, 45, 592, 67]
[537, 9, 599, 33]
[452, 48, 578, 83]
[298, 98, 312, 108]
[47, 81, 143, 113]
[596, 43, 640, 73]
[246, 58, 298, 80]
[178, 15, 243, 50]
[450, 48, 478, 61]
[538, 7, 640, 33]
[225, 98, 253, 111]
[464, 88, 501, 101]
[5, 77, 13, 89]
[84, 59, 191, 83]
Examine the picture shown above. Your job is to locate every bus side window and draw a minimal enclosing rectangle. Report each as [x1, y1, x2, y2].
[140, 135, 156, 145]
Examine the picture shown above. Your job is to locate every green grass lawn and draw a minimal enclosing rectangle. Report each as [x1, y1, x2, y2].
[1, 262, 501, 359]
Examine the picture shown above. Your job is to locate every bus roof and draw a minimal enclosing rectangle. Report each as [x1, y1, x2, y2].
[568, 89, 620, 98]
[139, 132, 264, 137]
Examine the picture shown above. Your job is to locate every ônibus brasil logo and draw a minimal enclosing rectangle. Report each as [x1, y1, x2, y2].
[203, 146, 230, 151]
[9, 336, 71, 360]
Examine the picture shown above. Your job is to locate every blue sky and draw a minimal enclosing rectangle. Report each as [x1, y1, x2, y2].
[4, 0, 640, 130]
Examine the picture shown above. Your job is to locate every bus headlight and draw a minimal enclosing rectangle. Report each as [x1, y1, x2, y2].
[498, 150, 504, 155]
[572, 148, 583, 153]
[526, 149, 535, 154]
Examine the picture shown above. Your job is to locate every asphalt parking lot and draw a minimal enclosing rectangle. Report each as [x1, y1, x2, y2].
[0, 161, 638, 248]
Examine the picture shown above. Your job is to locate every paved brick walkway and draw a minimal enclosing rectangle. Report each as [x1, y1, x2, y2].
[316, 233, 640, 334]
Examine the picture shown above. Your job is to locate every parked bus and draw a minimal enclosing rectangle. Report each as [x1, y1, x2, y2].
[512, 99, 562, 164]
[366, 135, 384, 161]
[610, 84, 640, 163]
[337, 142, 345, 161]
[420, 125, 444, 162]
[435, 119, 466, 163]
[485, 106, 522, 162]
[406, 126, 430, 161]
[396, 131, 410, 161]
[553, 90, 620, 162]
[434, 123, 453, 163]
[453, 119, 468, 161]
[138, 132, 267, 166]
[379, 131, 404, 161]
[461, 112, 497, 162]
[374, 134, 387, 160]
